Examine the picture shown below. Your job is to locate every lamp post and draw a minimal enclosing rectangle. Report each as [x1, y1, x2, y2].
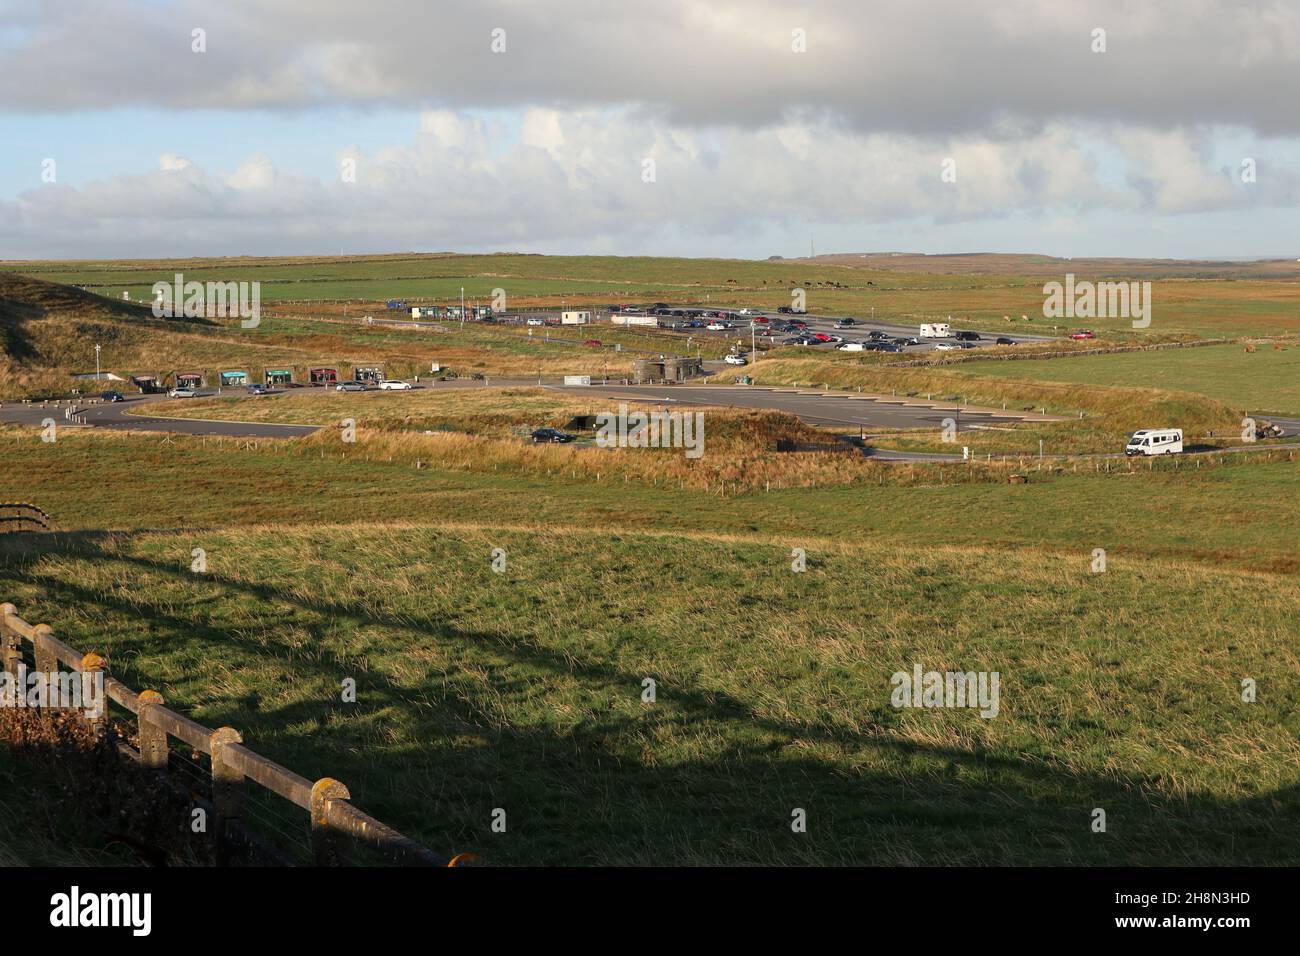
[94, 344, 101, 381]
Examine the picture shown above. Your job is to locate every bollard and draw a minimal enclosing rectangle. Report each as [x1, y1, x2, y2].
[137, 690, 168, 771]
[210, 727, 244, 864]
[311, 777, 352, 866]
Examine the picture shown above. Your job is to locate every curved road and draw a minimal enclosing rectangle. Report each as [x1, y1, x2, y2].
[5, 387, 1296, 463]
[0, 393, 319, 439]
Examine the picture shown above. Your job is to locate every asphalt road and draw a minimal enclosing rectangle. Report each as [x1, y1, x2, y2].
[546, 383, 1060, 461]
[6, 385, 1295, 463]
[0, 394, 320, 438]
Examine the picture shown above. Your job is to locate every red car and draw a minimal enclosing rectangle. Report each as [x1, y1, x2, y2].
[1070, 330, 1096, 340]
[583, 339, 602, 347]
[812, 332, 834, 342]
[753, 316, 769, 324]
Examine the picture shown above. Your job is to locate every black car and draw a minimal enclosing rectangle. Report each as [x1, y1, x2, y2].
[867, 330, 889, 340]
[531, 428, 576, 444]
[834, 317, 856, 328]
[777, 306, 792, 314]
[100, 391, 124, 403]
[954, 331, 981, 341]
[996, 337, 1017, 345]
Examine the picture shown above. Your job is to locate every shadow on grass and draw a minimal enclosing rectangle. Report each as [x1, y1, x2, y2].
[2, 531, 1297, 865]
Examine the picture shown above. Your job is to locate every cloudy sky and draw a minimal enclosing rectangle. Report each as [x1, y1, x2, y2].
[1, 0, 1298, 260]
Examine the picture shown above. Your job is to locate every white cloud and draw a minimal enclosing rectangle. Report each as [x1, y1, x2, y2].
[5, 110, 1294, 259]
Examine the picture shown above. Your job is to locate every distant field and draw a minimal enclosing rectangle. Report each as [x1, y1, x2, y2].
[957, 344, 1300, 416]
[6, 252, 1299, 338]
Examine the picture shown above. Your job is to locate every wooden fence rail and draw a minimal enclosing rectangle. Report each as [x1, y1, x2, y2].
[0, 601, 456, 867]
[0, 503, 50, 534]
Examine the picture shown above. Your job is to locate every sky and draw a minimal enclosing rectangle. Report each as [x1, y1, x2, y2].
[1, 0, 1298, 261]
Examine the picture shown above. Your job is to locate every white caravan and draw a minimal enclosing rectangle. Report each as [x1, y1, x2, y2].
[1125, 428, 1183, 456]
[919, 323, 951, 338]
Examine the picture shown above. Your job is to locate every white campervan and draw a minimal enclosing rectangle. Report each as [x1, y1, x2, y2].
[919, 323, 951, 338]
[1125, 428, 1183, 456]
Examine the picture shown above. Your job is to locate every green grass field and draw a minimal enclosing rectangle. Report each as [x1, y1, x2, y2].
[958, 345, 1300, 416]
[2, 516, 1297, 865]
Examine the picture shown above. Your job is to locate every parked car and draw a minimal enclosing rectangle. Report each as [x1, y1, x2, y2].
[995, 337, 1017, 345]
[527, 317, 546, 326]
[378, 380, 412, 390]
[706, 321, 733, 331]
[788, 319, 808, 329]
[752, 316, 769, 324]
[247, 384, 270, 395]
[723, 353, 748, 366]
[336, 381, 367, 392]
[1070, 330, 1096, 340]
[583, 339, 602, 347]
[531, 428, 576, 443]
[868, 330, 889, 341]
[933, 342, 961, 351]
[777, 306, 792, 314]
[100, 391, 124, 402]
[167, 387, 197, 398]
[954, 331, 981, 341]
[837, 342, 865, 351]
[896, 337, 921, 347]
[834, 317, 857, 328]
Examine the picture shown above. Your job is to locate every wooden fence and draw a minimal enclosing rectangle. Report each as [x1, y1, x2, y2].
[0, 503, 50, 534]
[0, 602, 461, 867]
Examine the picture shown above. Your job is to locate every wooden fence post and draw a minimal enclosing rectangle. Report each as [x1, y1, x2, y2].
[80, 652, 108, 739]
[137, 690, 168, 772]
[311, 777, 352, 866]
[210, 727, 244, 864]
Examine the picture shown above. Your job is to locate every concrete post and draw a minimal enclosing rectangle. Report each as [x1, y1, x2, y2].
[32, 624, 57, 677]
[137, 690, 168, 771]
[311, 777, 352, 866]
[0, 604, 20, 676]
[210, 727, 244, 865]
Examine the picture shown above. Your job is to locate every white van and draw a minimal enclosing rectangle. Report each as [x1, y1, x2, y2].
[920, 323, 951, 338]
[1126, 428, 1183, 456]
